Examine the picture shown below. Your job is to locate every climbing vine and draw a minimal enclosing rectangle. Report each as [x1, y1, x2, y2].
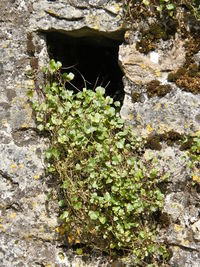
[31, 59, 168, 265]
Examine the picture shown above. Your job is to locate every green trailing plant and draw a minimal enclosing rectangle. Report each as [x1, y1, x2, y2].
[184, 133, 200, 185]
[124, 0, 200, 20]
[123, 0, 200, 55]
[31, 59, 168, 265]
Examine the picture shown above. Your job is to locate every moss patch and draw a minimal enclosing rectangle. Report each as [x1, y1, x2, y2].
[27, 33, 35, 56]
[131, 91, 141, 102]
[168, 63, 200, 94]
[30, 57, 38, 71]
[146, 131, 183, 150]
[167, 35, 200, 94]
[136, 23, 168, 54]
[146, 80, 172, 98]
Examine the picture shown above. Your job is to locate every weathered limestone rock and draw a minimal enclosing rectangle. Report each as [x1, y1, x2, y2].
[30, 0, 124, 35]
[119, 40, 185, 85]
[120, 33, 200, 266]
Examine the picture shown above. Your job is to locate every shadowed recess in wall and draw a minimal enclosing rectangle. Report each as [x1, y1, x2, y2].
[46, 30, 124, 102]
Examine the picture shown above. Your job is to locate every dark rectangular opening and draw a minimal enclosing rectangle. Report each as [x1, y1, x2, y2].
[46, 31, 124, 102]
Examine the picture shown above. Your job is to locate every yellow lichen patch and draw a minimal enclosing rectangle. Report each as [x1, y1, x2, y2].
[93, 17, 99, 30]
[173, 245, 179, 251]
[40, 225, 44, 232]
[2, 43, 7, 48]
[1, 118, 7, 125]
[140, 62, 149, 70]
[0, 224, 6, 232]
[26, 154, 31, 161]
[34, 173, 40, 180]
[24, 103, 31, 111]
[87, 14, 99, 30]
[25, 233, 33, 240]
[47, 9, 54, 14]
[146, 124, 153, 133]
[10, 213, 16, 219]
[32, 200, 38, 210]
[10, 164, 18, 172]
[21, 122, 30, 128]
[19, 163, 24, 170]
[128, 114, 134, 120]
[174, 224, 182, 232]
[164, 103, 168, 109]
[181, 239, 189, 246]
[192, 175, 200, 184]
[154, 69, 161, 77]
[115, 3, 120, 13]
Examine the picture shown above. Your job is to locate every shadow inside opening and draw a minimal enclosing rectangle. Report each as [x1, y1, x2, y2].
[46, 31, 124, 102]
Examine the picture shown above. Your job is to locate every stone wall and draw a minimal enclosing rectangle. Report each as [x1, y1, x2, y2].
[0, 0, 200, 266]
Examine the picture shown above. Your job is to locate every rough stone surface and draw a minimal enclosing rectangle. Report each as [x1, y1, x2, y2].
[30, 0, 124, 36]
[1, 0, 200, 266]
[120, 33, 200, 266]
[119, 40, 185, 84]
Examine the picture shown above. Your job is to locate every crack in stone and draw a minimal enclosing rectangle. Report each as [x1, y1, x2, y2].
[169, 242, 199, 252]
[5, 202, 23, 212]
[12, 127, 39, 133]
[35, 263, 45, 267]
[0, 170, 19, 186]
[0, 231, 57, 244]
[45, 10, 84, 21]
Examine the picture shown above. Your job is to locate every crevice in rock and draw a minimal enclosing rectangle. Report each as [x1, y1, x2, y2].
[45, 10, 84, 21]
[0, 231, 57, 244]
[12, 128, 40, 147]
[45, 30, 125, 102]
[0, 170, 19, 186]
[169, 243, 199, 252]
[5, 202, 23, 212]
[35, 263, 45, 267]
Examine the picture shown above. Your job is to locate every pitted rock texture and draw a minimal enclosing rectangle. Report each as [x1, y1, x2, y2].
[119, 40, 185, 85]
[1, 0, 200, 266]
[120, 35, 200, 265]
[121, 86, 200, 137]
[30, 0, 124, 35]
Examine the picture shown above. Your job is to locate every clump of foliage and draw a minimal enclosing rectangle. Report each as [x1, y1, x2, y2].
[124, 0, 200, 20]
[185, 133, 200, 186]
[32, 59, 168, 265]
[123, 0, 200, 53]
